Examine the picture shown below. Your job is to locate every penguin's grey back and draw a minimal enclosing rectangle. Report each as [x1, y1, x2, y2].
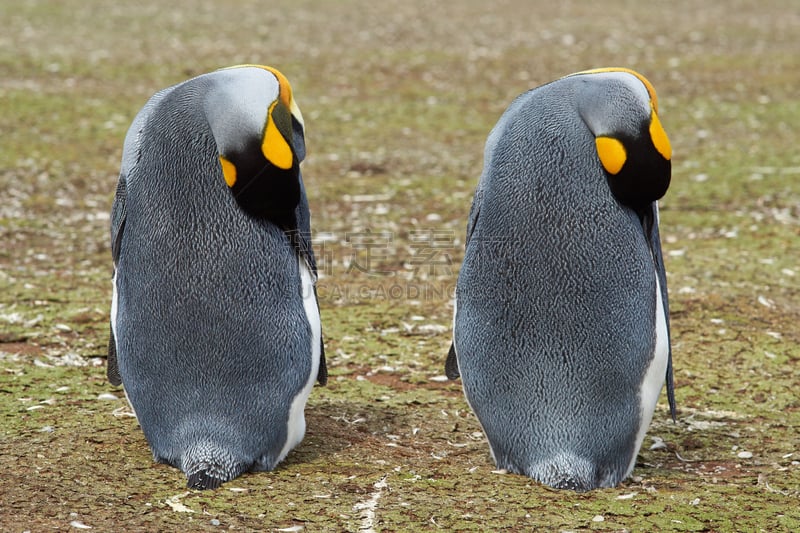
[454, 72, 670, 490]
[113, 68, 316, 486]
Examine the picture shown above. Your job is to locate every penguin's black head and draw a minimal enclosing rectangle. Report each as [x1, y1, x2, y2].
[207, 65, 306, 220]
[569, 68, 672, 211]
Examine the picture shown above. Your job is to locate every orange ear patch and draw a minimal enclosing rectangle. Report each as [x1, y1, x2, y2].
[595, 136, 627, 175]
[219, 155, 237, 187]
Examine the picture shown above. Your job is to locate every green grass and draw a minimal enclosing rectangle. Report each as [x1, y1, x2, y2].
[2, 0, 799, 530]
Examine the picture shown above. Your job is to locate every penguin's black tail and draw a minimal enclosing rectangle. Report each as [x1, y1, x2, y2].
[522, 453, 623, 492]
[187, 469, 225, 490]
[181, 441, 248, 490]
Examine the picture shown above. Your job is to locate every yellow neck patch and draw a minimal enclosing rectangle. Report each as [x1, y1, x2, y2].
[649, 108, 672, 161]
[262, 101, 294, 170]
[595, 136, 627, 175]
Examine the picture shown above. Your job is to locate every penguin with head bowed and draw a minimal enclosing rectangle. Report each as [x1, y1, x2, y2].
[108, 64, 327, 490]
[446, 67, 676, 491]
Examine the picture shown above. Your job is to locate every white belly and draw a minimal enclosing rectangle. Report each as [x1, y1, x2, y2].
[276, 257, 321, 462]
[110, 270, 119, 351]
[625, 271, 669, 477]
[111, 269, 140, 419]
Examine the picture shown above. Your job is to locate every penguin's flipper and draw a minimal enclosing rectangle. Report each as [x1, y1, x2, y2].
[445, 343, 460, 380]
[464, 188, 482, 247]
[110, 175, 127, 265]
[317, 330, 328, 386]
[643, 202, 677, 422]
[108, 175, 127, 387]
[446, 176, 481, 382]
[107, 323, 122, 386]
[665, 350, 676, 422]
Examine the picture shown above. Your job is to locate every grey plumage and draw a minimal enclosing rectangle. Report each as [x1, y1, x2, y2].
[108, 65, 325, 489]
[448, 68, 675, 491]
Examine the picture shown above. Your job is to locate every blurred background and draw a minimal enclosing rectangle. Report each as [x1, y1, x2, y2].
[1, 1, 798, 530]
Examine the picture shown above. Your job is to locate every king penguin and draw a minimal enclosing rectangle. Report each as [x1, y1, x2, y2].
[107, 65, 327, 490]
[446, 68, 676, 491]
